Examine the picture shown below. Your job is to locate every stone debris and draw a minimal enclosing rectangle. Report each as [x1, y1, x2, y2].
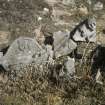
[87, 0, 92, 5]
[1, 37, 48, 70]
[0, 52, 3, 59]
[0, 52, 3, 65]
[70, 18, 96, 42]
[43, 8, 49, 15]
[93, 1, 103, 11]
[64, 56, 75, 76]
[44, 8, 49, 12]
[53, 56, 75, 78]
[53, 31, 77, 58]
[38, 16, 42, 21]
[0, 31, 11, 50]
[45, 45, 54, 63]
[95, 69, 103, 85]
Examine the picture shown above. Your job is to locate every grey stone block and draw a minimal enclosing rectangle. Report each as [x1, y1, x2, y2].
[53, 31, 77, 58]
[1, 37, 48, 70]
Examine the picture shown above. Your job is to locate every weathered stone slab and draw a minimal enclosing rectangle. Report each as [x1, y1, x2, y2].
[53, 31, 77, 58]
[1, 37, 48, 70]
[45, 45, 54, 63]
[70, 18, 96, 42]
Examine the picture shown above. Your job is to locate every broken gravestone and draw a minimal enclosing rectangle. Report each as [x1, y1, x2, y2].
[53, 31, 77, 58]
[45, 44, 54, 63]
[0, 37, 48, 71]
[53, 56, 75, 78]
[64, 56, 75, 77]
[70, 18, 96, 42]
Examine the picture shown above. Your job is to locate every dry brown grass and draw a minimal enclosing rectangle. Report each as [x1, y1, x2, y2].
[0, 59, 105, 105]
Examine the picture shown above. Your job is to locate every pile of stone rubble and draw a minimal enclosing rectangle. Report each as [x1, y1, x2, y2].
[0, 17, 99, 81]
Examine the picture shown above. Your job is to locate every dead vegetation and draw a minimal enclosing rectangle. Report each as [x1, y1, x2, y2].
[0, 52, 105, 105]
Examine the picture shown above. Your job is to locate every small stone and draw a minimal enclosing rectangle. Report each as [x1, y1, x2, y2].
[45, 45, 54, 63]
[0, 52, 3, 65]
[46, 45, 53, 58]
[64, 56, 75, 76]
[53, 31, 77, 58]
[44, 8, 49, 12]
[0, 52, 3, 58]
[0, 73, 8, 83]
[95, 69, 103, 85]
[38, 16, 42, 21]
[93, 2, 103, 11]
[87, 0, 92, 5]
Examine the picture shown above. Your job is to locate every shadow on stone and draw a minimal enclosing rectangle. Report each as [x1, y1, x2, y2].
[91, 45, 105, 78]
[0, 46, 9, 55]
[44, 35, 54, 45]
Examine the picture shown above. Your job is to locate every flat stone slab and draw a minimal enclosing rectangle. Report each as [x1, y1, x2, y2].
[64, 56, 75, 76]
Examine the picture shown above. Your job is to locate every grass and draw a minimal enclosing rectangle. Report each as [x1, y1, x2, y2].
[0, 54, 105, 105]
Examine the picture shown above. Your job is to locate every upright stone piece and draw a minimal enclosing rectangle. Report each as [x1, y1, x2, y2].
[93, 2, 103, 11]
[64, 56, 75, 76]
[0, 52, 3, 64]
[53, 31, 77, 58]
